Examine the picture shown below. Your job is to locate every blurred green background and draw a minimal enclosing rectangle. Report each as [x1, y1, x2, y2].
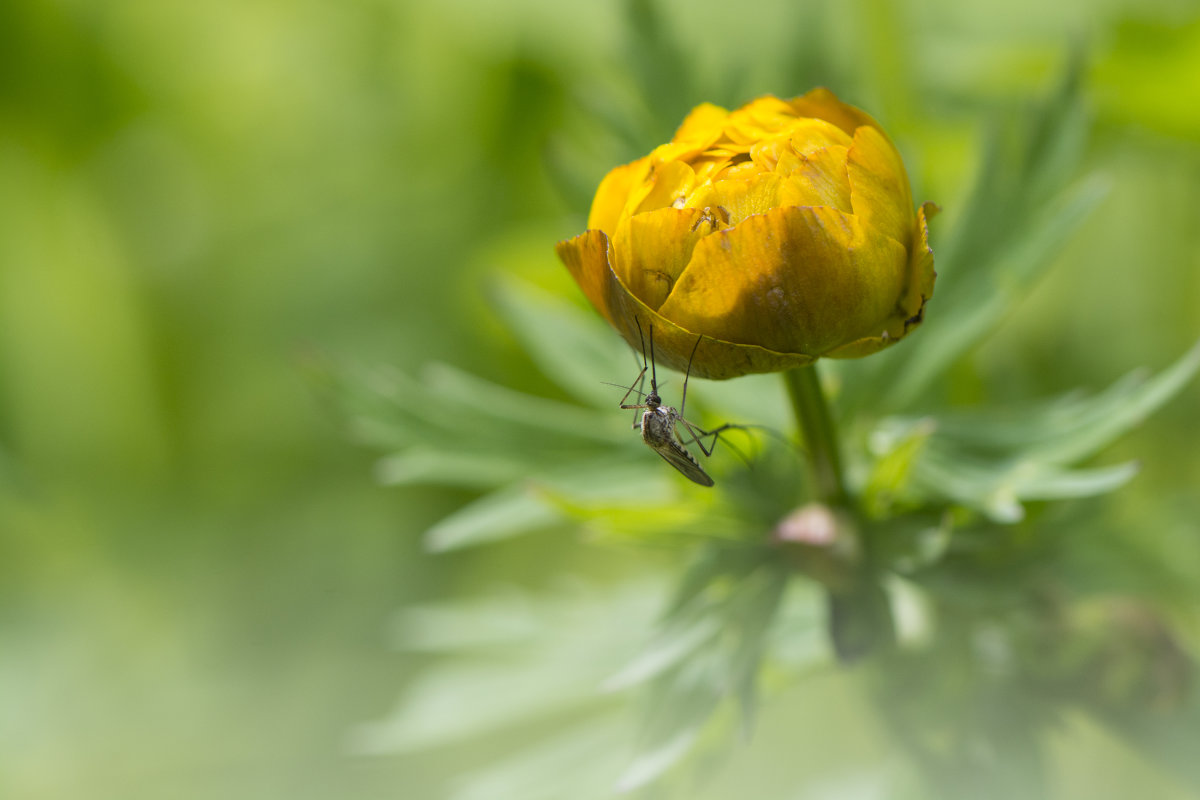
[1, 0, 1197, 798]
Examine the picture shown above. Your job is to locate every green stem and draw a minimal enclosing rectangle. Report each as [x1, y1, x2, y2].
[783, 364, 848, 505]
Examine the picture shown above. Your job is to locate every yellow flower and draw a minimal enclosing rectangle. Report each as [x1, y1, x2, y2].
[556, 89, 937, 380]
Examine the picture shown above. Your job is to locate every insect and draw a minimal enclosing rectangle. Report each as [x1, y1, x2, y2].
[618, 319, 736, 487]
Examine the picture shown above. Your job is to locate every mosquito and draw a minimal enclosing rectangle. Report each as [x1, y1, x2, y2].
[617, 319, 739, 487]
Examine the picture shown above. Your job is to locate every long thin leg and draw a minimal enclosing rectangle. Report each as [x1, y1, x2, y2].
[678, 334, 704, 418]
[677, 419, 742, 457]
[618, 365, 647, 409]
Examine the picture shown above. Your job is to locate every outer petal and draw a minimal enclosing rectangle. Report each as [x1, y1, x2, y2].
[611, 207, 713, 310]
[786, 117, 856, 156]
[778, 146, 852, 212]
[900, 201, 939, 325]
[555, 229, 815, 379]
[556, 229, 621, 327]
[588, 158, 650, 233]
[846, 125, 914, 249]
[723, 96, 800, 143]
[825, 201, 938, 359]
[658, 206, 909, 357]
[672, 102, 728, 148]
[787, 87, 879, 137]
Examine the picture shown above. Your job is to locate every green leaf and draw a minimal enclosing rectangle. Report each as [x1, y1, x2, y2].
[930, 339, 1200, 466]
[913, 452, 1139, 523]
[895, 340, 1200, 520]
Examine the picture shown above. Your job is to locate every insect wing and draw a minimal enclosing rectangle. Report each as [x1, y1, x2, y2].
[650, 438, 715, 487]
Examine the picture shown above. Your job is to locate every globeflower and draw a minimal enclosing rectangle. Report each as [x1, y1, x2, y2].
[556, 89, 937, 380]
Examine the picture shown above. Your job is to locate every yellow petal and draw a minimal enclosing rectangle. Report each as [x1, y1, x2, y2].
[588, 158, 651, 233]
[901, 200, 939, 324]
[787, 117, 855, 157]
[555, 228, 814, 379]
[686, 173, 783, 227]
[777, 146, 852, 212]
[658, 206, 908, 357]
[630, 159, 697, 216]
[611, 207, 713, 310]
[672, 102, 729, 146]
[825, 201, 938, 359]
[787, 87, 878, 137]
[846, 124, 914, 248]
[556, 229, 620, 327]
[723, 96, 798, 143]
[749, 135, 789, 172]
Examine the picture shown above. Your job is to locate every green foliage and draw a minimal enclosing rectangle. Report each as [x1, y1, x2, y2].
[5, 1, 1199, 799]
[339, 47, 1200, 796]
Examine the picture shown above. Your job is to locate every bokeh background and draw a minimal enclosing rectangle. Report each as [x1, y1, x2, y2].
[2, 0, 1198, 798]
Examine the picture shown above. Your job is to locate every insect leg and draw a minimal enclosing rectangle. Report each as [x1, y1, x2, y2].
[677, 419, 741, 457]
[618, 365, 647, 409]
[678, 334, 704, 418]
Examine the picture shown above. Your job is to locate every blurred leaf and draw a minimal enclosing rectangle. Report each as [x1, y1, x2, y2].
[609, 559, 791, 791]
[862, 416, 936, 518]
[896, 339, 1200, 521]
[354, 578, 658, 756]
[887, 174, 1107, 409]
[392, 589, 542, 652]
[622, 0, 695, 144]
[843, 58, 1099, 414]
[449, 715, 629, 800]
[424, 484, 563, 551]
[929, 339, 1200, 465]
[914, 453, 1139, 523]
[602, 615, 722, 692]
[375, 448, 534, 488]
[490, 275, 636, 407]
[619, 656, 723, 792]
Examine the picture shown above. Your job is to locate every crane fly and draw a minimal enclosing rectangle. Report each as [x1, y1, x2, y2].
[617, 319, 737, 487]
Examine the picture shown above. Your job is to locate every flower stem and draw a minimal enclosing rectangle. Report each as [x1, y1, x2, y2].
[783, 364, 848, 505]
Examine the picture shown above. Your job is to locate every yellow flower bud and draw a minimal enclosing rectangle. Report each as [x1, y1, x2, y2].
[556, 89, 937, 380]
